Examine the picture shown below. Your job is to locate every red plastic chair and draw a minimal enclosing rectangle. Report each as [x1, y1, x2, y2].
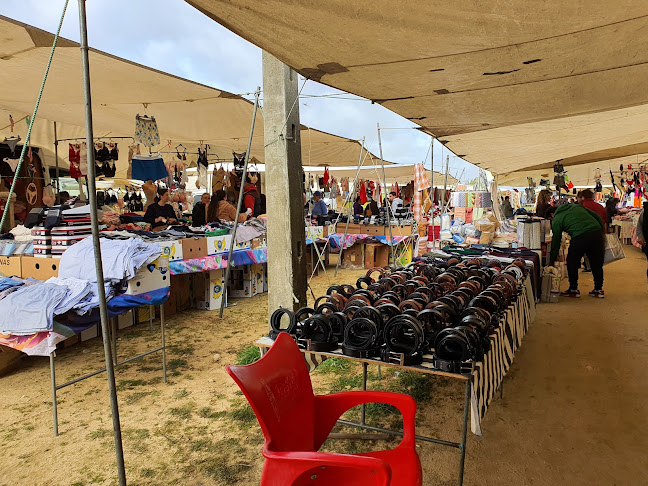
[226, 333, 423, 486]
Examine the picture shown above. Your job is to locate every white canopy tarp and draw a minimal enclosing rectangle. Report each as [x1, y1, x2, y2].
[0, 15, 391, 179]
[186, 1, 648, 174]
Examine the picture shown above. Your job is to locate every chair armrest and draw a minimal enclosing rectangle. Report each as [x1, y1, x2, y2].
[263, 449, 390, 486]
[313, 391, 417, 450]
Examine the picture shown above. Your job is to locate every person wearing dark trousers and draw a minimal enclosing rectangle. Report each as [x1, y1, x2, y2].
[637, 203, 647, 283]
[547, 203, 606, 298]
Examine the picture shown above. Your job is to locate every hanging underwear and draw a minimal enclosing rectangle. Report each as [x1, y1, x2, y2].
[4, 137, 20, 154]
[3, 157, 19, 173]
[131, 153, 168, 182]
[134, 115, 160, 148]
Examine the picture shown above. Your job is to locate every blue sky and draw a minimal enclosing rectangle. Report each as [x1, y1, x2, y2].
[0, 0, 479, 182]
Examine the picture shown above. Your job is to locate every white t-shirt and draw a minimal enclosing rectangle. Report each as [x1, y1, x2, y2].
[391, 198, 403, 213]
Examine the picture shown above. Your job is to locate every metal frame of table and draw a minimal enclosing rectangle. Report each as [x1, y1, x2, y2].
[49, 305, 167, 436]
[256, 337, 476, 486]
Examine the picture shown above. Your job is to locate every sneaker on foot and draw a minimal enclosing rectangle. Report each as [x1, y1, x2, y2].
[560, 289, 581, 298]
[589, 289, 605, 298]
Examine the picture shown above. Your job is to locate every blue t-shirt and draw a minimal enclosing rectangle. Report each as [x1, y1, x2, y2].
[311, 199, 328, 216]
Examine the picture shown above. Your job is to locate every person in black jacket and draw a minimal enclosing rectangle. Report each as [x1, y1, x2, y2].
[192, 193, 211, 226]
[144, 188, 178, 229]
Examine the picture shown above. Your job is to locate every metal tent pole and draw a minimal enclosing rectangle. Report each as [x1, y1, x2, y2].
[334, 138, 365, 277]
[53, 121, 59, 197]
[219, 88, 261, 318]
[77, 1, 126, 484]
[430, 138, 435, 250]
[377, 124, 394, 264]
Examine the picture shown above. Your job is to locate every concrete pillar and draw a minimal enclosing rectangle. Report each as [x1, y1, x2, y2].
[263, 51, 307, 319]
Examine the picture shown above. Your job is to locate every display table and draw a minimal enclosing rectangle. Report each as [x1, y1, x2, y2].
[168, 248, 267, 275]
[612, 213, 642, 247]
[255, 276, 535, 486]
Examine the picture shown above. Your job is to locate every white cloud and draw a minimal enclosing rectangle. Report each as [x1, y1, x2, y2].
[0, 0, 478, 182]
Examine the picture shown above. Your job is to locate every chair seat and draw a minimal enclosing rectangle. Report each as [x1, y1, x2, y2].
[359, 446, 422, 486]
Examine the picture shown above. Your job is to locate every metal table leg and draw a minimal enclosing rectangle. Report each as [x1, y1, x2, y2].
[361, 362, 368, 425]
[160, 304, 167, 383]
[50, 352, 58, 437]
[458, 378, 471, 486]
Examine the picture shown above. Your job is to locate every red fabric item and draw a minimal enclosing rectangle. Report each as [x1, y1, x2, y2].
[581, 199, 606, 223]
[369, 180, 375, 197]
[359, 181, 367, 204]
[394, 181, 399, 197]
[226, 333, 423, 486]
[243, 182, 260, 215]
[323, 166, 329, 185]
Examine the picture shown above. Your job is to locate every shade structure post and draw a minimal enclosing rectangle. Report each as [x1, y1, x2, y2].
[77, 1, 126, 484]
[263, 52, 308, 316]
[430, 138, 435, 250]
[334, 138, 366, 277]
[377, 124, 394, 264]
[219, 87, 261, 318]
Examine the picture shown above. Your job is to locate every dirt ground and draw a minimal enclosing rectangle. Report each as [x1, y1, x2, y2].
[1, 247, 647, 485]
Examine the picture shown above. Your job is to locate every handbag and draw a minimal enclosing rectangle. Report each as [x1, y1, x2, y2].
[603, 233, 625, 265]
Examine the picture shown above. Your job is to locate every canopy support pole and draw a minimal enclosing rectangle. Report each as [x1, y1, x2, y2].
[377, 124, 394, 264]
[263, 53, 308, 317]
[53, 121, 59, 197]
[334, 139, 366, 277]
[77, 1, 126, 484]
[430, 138, 435, 250]
[219, 88, 260, 318]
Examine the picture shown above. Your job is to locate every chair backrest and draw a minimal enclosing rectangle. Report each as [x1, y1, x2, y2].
[227, 333, 316, 452]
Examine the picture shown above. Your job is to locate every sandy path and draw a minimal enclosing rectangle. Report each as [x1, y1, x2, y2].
[0, 249, 646, 485]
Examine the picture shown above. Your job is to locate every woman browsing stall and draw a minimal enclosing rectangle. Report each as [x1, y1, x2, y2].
[207, 189, 250, 223]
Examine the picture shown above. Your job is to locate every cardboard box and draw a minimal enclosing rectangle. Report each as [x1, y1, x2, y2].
[336, 223, 361, 235]
[136, 306, 152, 324]
[263, 265, 268, 293]
[365, 243, 389, 269]
[159, 240, 184, 261]
[365, 225, 386, 236]
[390, 225, 414, 237]
[193, 269, 228, 309]
[229, 264, 265, 298]
[125, 257, 169, 295]
[171, 274, 192, 311]
[80, 324, 99, 342]
[342, 243, 363, 268]
[206, 235, 232, 255]
[20, 256, 59, 280]
[0, 256, 21, 277]
[181, 237, 207, 259]
[250, 237, 266, 249]
[479, 232, 494, 244]
[59, 334, 80, 349]
[0, 345, 22, 377]
[117, 312, 133, 330]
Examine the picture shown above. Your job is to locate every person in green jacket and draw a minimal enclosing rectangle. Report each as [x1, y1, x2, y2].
[547, 203, 606, 298]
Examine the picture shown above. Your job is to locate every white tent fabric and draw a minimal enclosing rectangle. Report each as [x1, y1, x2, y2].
[186, 1, 648, 174]
[0, 15, 391, 180]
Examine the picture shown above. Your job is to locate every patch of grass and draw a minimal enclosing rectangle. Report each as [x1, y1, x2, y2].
[314, 357, 352, 375]
[168, 343, 195, 356]
[390, 371, 433, 402]
[123, 391, 152, 405]
[223, 334, 232, 339]
[173, 388, 190, 399]
[228, 404, 256, 427]
[116, 379, 146, 391]
[198, 407, 226, 419]
[168, 358, 188, 371]
[235, 345, 260, 365]
[87, 428, 111, 440]
[169, 401, 196, 420]
[140, 468, 155, 478]
[330, 374, 363, 393]
[196, 457, 252, 483]
[123, 428, 150, 441]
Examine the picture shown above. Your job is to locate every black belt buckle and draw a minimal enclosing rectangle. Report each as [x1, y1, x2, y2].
[381, 349, 423, 366]
[434, 358, 462, 373]
[341, 345, 377, 359]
